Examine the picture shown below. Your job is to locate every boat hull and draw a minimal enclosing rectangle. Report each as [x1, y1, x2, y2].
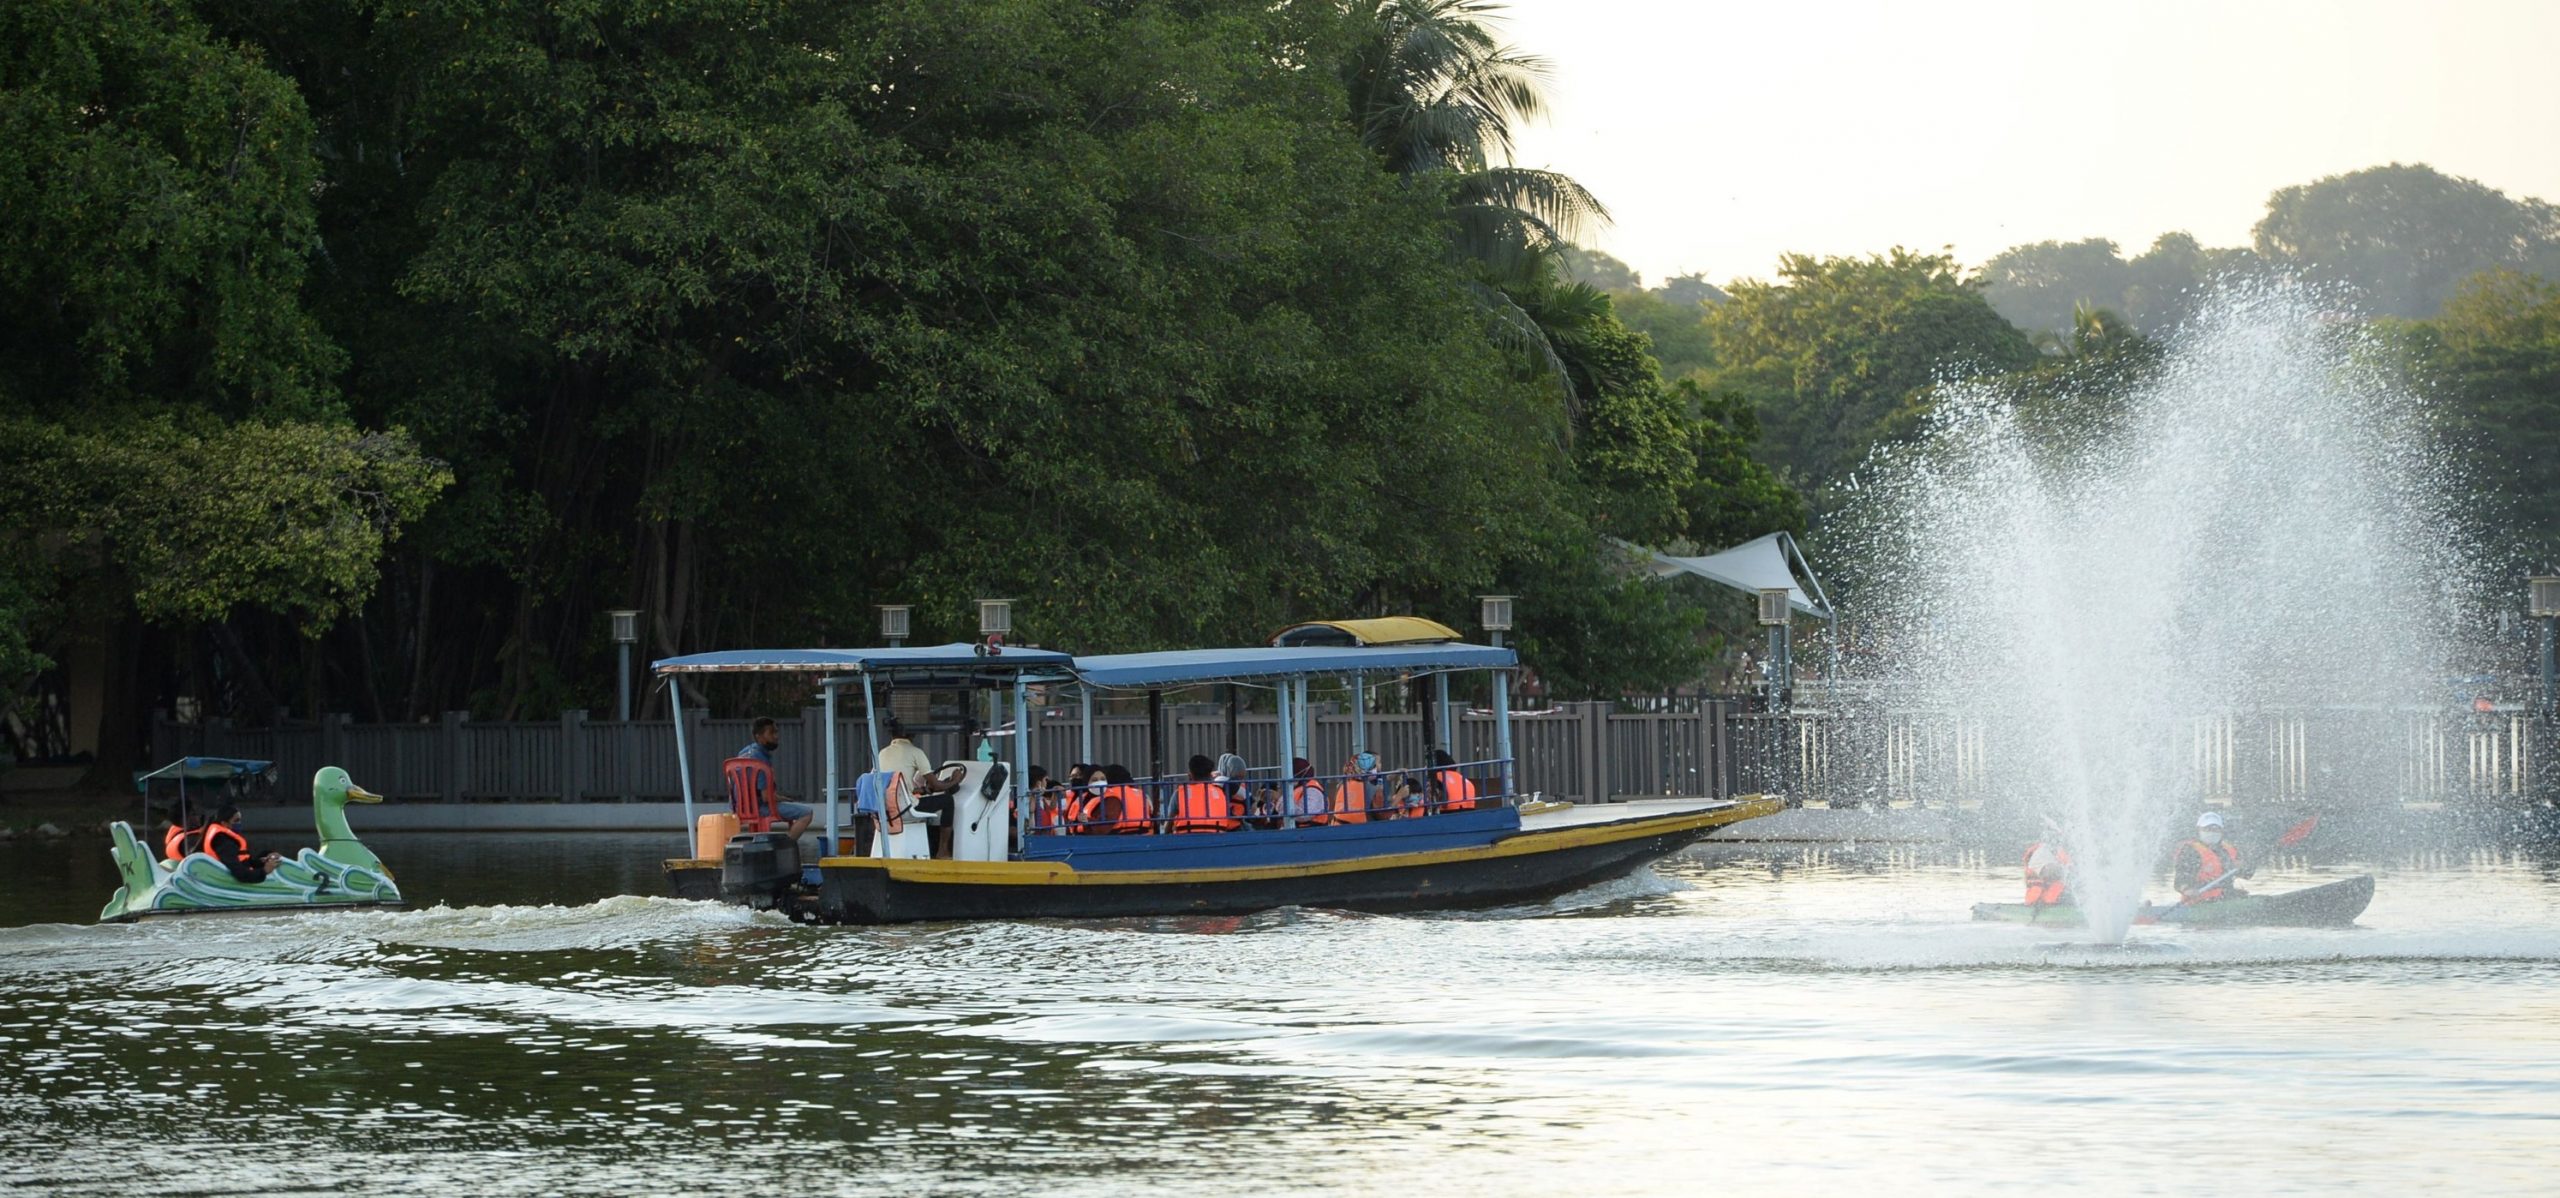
[669, 798, 1779, 923]
[1971, 875, 2375, 929]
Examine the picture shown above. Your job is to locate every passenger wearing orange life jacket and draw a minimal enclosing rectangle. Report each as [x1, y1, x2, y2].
[2173, 811, 2251, 901]
[2021, 837, 2072, 906]
[199, 803, 283, 882]
[1096, 764, 1153, 834]
[1058, 764, 1103, 834]
[1285, 758, 1331, 826]
[1172, 755, 1237, 833]
[162, 810, 208, 862]
[1332, 753, 1382, 824]
[1429, 750, 1478, 814]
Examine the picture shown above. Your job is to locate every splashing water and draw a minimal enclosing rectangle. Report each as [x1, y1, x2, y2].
[1848, 285, 2475, 940]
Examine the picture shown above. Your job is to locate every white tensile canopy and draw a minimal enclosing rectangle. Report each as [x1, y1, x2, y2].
[1624, 532, 1831, 617]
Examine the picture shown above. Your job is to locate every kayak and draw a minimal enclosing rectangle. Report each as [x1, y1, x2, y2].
[1971, 875, 2374, 929]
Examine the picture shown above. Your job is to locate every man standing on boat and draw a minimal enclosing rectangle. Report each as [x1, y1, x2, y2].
[2173, 811, 2251, 902]
[738, 718, 814, 842]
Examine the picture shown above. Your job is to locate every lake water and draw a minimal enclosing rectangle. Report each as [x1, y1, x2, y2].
[4, 831, 2558, 1194]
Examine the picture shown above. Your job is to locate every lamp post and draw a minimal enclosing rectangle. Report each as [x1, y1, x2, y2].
[1758, 588, 1791, 711]
[608, 610, 640, 722]
[977, 598, 1013, 752]
[1480, 595, 1516, 801]
[877, 604, 910, 649]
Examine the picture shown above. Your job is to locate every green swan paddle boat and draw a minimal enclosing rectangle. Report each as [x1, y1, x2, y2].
[101, 766, 403, 922]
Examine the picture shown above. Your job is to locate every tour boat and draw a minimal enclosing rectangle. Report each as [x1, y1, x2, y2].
[656, 629, 1775, 923]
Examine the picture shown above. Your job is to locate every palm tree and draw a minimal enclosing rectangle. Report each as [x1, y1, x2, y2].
[1341, 0, 1611, 403]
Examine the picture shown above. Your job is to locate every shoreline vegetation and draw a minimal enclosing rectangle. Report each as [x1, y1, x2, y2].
[5, 2, 2555, 787]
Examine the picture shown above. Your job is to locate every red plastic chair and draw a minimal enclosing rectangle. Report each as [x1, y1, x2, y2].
[723, 756, 779, 833]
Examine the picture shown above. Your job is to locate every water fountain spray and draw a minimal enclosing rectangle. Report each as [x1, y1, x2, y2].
[1848, 284, 2472, 940]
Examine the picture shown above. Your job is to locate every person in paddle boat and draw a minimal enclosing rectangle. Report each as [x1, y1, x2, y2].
[738, 717, 814, 842]
[199, 803, 286, 883]
[162, 806, 209, 862]
[2022, 822, 2072, 906]
[2173, 811, 2252, 902]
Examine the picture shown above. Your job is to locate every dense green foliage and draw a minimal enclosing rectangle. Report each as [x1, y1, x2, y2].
[3, 0, 1805, 761]
[2387, 271, 2560, 570]
[1693, 250, 2038, 505]
[1978, 165, 2558, 334]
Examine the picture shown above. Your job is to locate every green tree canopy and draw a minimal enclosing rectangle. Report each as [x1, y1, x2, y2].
[1697, 249, 2038, 510]
[2255, 163, 2560, 319]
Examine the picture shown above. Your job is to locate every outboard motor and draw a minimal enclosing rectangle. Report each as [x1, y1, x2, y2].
[720, 832, 800, 908]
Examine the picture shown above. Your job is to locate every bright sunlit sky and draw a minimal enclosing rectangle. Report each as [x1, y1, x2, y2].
[1498, 0, 2560, 286]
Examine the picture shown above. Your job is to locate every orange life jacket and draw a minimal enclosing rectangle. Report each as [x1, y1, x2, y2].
[1101, 784, 1152, 834]
[2021, 842, 2072, 905]
[2183, 838, 2242, 900]
[1030, 787, 1066, 834]
[163, 823, 199, 861]
[1434, 768, 1478, 813]
[201, 822, 249, 865]
[1333, 778, 1372, 824]
[1290, 780, 1331, 826]
[1173, 781, 1237, 833]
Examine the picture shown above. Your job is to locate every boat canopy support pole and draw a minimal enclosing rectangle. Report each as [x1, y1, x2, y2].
[1352, 676, 1366, 760]
[822, 679, 840, 852]
[668, 676, 696, 853]
[1148, 690, 1164, 785]
[1434, 673, 1452, 753]
[861, 673, 880, 771]
[1275, 679, 1296, 828]
[1494, 667, 1514, 800]
[1080, 687, 1094, 766]
[1013, 675, 1030, 854]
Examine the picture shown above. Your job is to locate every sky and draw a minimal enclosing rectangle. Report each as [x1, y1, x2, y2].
[1497, 0, 2560, 287]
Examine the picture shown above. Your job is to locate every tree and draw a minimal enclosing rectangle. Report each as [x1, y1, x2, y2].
[2402, 270, 2560, 569]
[2255, 163, 2560, 318]
[1558, 245, 1642, 292]
[0, 0, 442, 767]
[1977, 239, 2131, 336]
[1697, 250, 2038, 508]
[1339, 0, 1609, 407]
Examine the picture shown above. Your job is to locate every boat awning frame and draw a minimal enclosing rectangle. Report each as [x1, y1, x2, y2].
[651, 643, 1074, 677]
[1070, 643, 1517, 690]
[133, 757, 276, 790]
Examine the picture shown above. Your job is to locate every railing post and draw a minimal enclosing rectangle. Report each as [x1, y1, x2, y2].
[561, 710, 585, 801]
[1579, 700, 1605, 804]
[442, 710, 468, 802]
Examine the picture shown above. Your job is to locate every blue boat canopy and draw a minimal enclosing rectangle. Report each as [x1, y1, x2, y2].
[1071, 643, 1516, 689]
[653, 643, 1074, 675]
[133, 757, 275, 790]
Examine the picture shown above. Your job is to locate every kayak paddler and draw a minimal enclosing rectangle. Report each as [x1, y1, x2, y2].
[2021, 824, 2072, 906]
[2173, 811, 2251, 902]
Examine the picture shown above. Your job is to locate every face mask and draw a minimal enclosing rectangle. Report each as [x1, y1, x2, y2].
[2200, 829, 2222, 845]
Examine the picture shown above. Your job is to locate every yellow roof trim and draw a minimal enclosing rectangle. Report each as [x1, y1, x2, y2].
[1266, 616, 1463, 647]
